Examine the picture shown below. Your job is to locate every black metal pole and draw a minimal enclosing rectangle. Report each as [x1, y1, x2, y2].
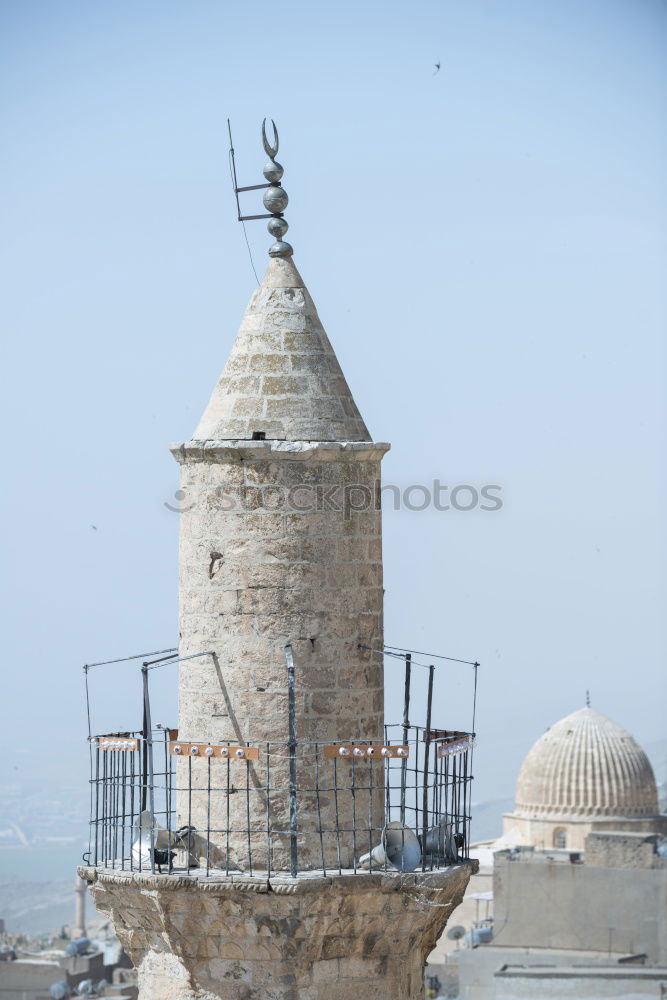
[422, 664, 435, 870]
[400, 653, 412, 823]
[285, 644, 298, 878]
[141, 692, 148, 812]
[141, 665, 155, 873]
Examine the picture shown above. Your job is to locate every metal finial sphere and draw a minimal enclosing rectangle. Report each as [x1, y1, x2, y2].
[268, 217, 288, 238]
[261, 118, 293, 258]
[268, 240, 293, 257]
[263, 186, 288, 214]
[263, 159, 284, 183]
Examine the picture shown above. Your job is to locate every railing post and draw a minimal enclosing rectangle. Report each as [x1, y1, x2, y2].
[422, 664, 435, 870]
[285, 644, 298, 877]
[400, 653, 412, 823]
[141, 664, 155, 873]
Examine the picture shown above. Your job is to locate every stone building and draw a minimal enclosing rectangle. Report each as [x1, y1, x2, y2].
[503, 706, 667, 852]
[172, 252, 388, 873]
[430, 705, 667, 1000]
[456, 830, 667, 999]
[79, 127, 476, 1000]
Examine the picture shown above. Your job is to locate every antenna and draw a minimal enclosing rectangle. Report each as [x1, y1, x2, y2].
[227, 118, 293, 259]
[447, 925, 466, 950]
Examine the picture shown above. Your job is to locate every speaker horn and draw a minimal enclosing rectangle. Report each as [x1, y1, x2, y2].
[421, 817, 457, 863]
[358, 821, 422, 873]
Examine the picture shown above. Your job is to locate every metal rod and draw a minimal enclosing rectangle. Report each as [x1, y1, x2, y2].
[245, 757, 253, 876]
[145, 651, 213, 670]
[238, 213, 274, 222]
[225, 757, 230, 876]
[206, 756, 211, 877]
[357, 643, 433, 669]
[141, 690, 148, 813]
[315, 744, 327, 875]
[84, 647, 177, 670]
[266, 742, 272, 879]
[385, 644, 480, 667]
[400, 653, 412, 823]
[93, 745, 100, 866]
[235, 183, 271, 192]
[112, 750, 118, 867]
[227, 118, 241, 220]
[101, 748, 107, 865]
[285, 644, 298, 878]
[383, 721, 391, 822]
[462, 747, 469, 857]
[120, 746, 127, 869]
[332, 756, 342, 875]
[351, 757, 357, 874]
[129, 750, 135, 871]
[141, 666, 155, 873]
[164, 730, 172, 873]
[422, 665, 435, 871]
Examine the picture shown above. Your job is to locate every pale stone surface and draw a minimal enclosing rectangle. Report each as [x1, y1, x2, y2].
[503, 707, 666, 851]
[173, 257, 390, 872]
[193, 257, 370, 442]
[91, 244, 472, 999]
[80, 863, 476, 1000]
[173, 441, 388, 871]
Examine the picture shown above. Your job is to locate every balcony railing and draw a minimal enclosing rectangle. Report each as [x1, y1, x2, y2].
[82, 643, 478, 879]
[84, 724, 474, 879]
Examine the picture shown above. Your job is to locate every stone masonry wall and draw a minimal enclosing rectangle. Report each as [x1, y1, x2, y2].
[81, 864, 475, 1000]
[172, 441, 389, 872]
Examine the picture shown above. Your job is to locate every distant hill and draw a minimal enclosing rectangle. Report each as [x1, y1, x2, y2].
[469, 797, 513, 843]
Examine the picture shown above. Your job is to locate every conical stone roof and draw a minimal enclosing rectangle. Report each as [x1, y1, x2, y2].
[514, 707, 659, 819]
[193, 257, 370, 442]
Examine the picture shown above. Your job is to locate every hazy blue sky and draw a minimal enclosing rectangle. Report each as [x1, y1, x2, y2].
[2, 0, 666, 812]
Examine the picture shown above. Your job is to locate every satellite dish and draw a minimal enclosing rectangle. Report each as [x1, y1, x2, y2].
[447, 925, 466, 941]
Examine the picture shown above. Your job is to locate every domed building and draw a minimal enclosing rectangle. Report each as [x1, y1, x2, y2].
[503, 706, 667, 851]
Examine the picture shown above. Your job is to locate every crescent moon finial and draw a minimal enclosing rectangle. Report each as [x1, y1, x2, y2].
[262, 118, 279, 159]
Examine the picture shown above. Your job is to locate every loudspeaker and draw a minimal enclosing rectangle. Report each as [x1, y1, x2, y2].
[358, 821, 422, 873]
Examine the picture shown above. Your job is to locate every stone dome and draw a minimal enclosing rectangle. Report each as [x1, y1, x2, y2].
[513, 707, 659, 819]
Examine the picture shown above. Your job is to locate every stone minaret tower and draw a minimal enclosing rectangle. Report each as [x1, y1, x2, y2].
[172, 249, 387, 870]
[72, 875, 87, 939]
[81, 124, 474, 1000]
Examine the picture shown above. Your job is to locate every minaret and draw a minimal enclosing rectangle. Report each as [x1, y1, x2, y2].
[172, 246, 387, 870]
[80, 123, 475, 1000]
[72, 875, 87, 939]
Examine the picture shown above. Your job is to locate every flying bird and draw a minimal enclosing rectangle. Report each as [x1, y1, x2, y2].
[434, 60, 441, 75]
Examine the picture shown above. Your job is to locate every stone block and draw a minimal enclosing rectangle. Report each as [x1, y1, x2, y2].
[83, 863, 475, 1000]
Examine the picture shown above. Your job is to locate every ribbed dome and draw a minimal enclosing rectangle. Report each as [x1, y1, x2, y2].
[514, 708, 659, 819]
